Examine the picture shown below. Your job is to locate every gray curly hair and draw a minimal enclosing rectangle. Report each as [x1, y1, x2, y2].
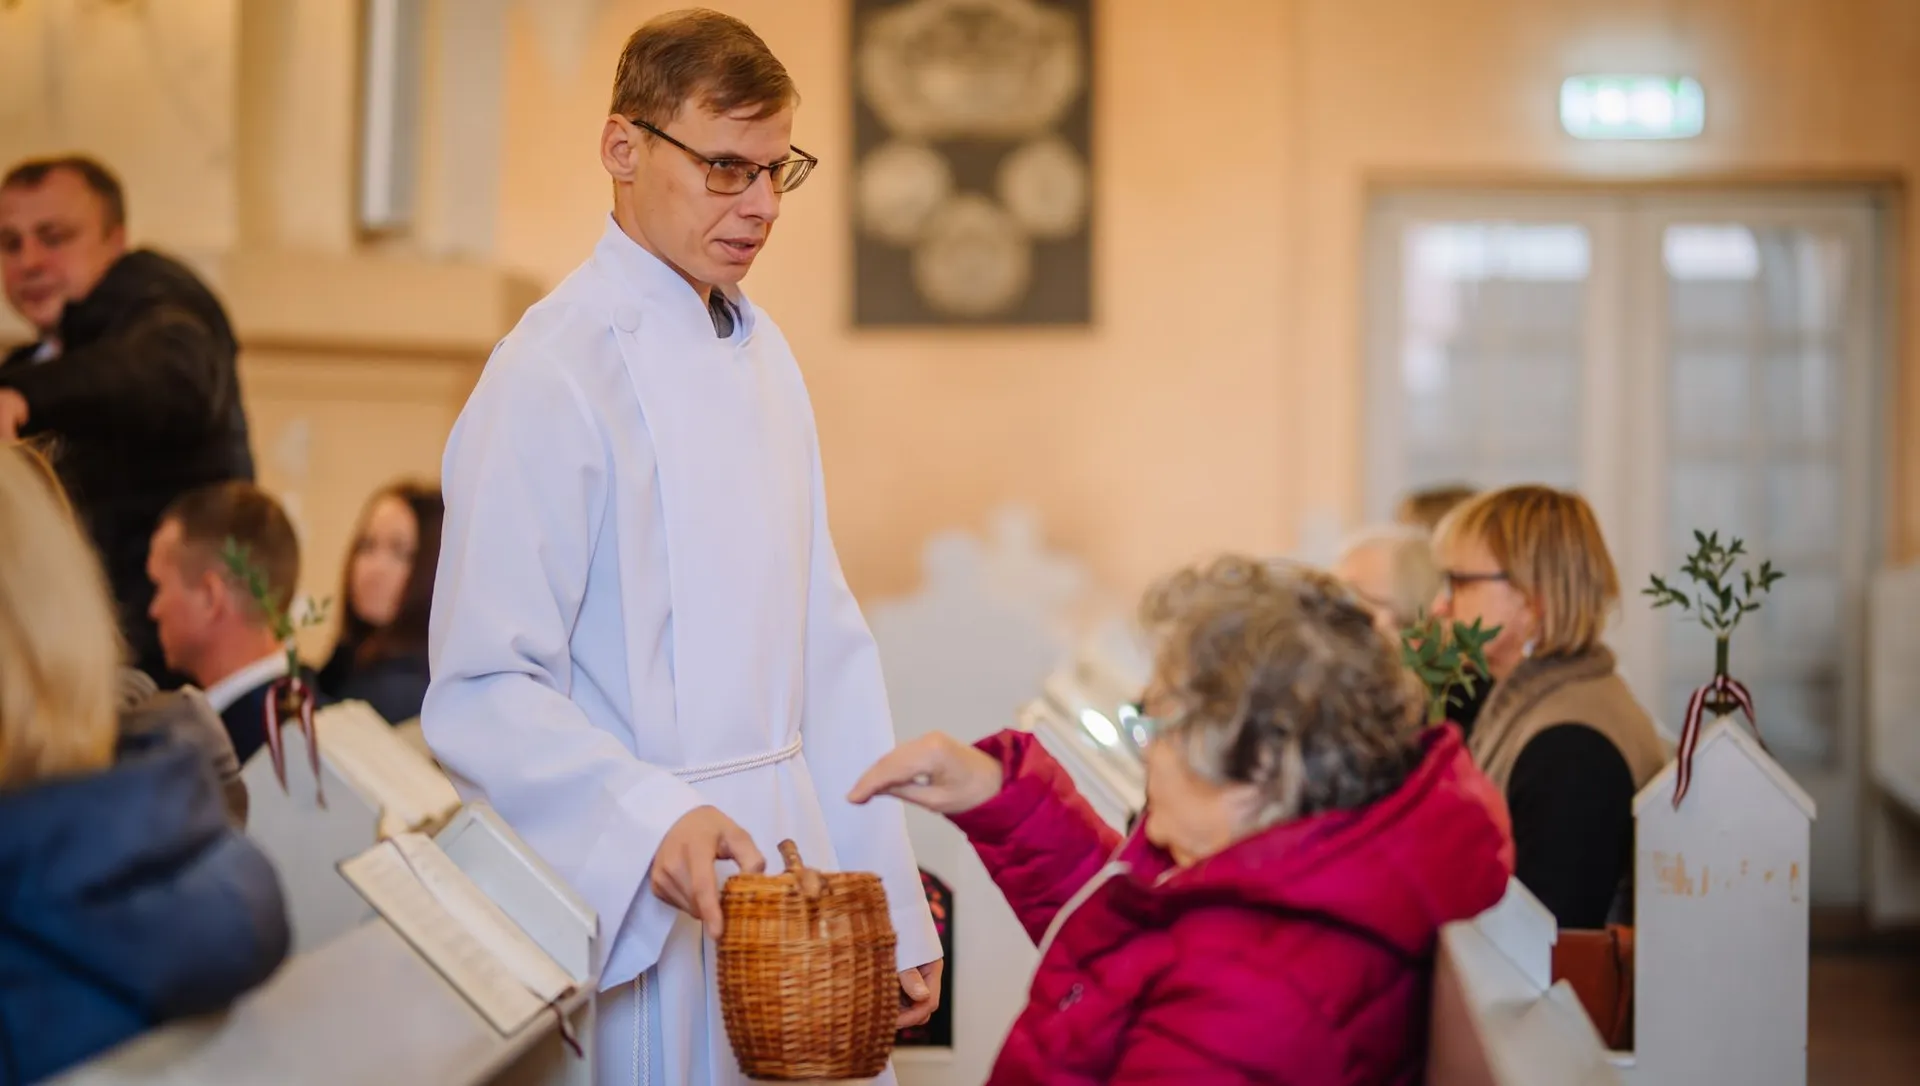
[1138, 555, 1428, 829]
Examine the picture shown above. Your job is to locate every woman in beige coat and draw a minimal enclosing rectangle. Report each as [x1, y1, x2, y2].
[1430, 485, 1668, 929]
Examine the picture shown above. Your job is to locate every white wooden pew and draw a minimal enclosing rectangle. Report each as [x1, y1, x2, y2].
[1616, 717, 1813, 1086]
[243, 700, 463, 953]
[55, 806, 597, 1086]
[1867, 564, 1920, 926]
[1428, 881, 1624, 1086]
[867, 511, 1102, 1086]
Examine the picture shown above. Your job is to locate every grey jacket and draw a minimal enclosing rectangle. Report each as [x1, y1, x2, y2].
[116, 668, 249, 826]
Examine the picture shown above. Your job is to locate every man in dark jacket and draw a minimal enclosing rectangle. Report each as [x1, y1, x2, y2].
[0, 156, 255, 685]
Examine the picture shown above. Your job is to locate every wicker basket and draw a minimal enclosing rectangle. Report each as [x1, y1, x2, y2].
[717, 840, 898, 1081]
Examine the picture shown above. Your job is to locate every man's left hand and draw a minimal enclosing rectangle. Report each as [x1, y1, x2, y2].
[0, 389, 26, 441]
[897, 959, 944, 1029]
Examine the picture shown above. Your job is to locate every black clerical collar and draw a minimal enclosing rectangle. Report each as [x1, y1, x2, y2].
[707, 288, 736, 338]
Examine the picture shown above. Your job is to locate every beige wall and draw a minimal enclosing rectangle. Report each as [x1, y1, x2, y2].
[5, 1, 1917, 606]
[495, 0, 1920, 603]
[0, 0, 238, 255]
[209, 251, 539, 657]
[495, 0, 1298, 601]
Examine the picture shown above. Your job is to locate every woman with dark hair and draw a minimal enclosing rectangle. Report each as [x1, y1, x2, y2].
[319, 481, 443, 724]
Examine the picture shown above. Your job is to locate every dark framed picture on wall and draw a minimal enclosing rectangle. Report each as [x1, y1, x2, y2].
[896, 868, 954, 1048]
[850, 0, 1094, 327]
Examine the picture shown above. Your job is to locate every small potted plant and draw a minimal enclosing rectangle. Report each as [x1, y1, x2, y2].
[222, 537, 330, 800]
[1400, 614, 1500, 727]
[1643, 530, 1784, 806]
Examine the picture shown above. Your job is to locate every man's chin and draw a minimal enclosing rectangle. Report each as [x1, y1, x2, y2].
[18, 306, 60, 334]
[703, 262, 753, 287]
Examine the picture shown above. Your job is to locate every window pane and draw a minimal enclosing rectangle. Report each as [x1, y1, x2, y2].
[1763, 347, 1838, 448]
[1395, 222, 1588, 502]
[1661, 220, 1854, 767]
[1669, 463, 1752, 554]
[1670, 346, 1753, 448]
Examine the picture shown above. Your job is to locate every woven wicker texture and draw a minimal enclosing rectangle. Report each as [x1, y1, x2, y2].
[718, 840, 899, 1081]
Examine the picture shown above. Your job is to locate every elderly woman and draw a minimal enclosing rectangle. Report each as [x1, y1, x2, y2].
[1430, 485, 1668, 929]
[1333, 523, 1442, 638]
[0, 447, 289, 1082]
[853, 556, 1512, 1085]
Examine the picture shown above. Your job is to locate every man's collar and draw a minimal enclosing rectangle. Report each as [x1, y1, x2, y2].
[592, 215, 755, 339]
[202, 650, 291, 714]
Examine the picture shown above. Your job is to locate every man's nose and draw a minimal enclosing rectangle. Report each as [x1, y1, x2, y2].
[738, 170, 781, 221]
[11, 237, 50, 272]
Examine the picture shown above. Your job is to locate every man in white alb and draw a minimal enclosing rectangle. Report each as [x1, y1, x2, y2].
[422, 10, 941, 1085]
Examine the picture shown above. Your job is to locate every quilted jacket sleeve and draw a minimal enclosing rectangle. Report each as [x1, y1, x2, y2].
[947, 730, 1121, 944]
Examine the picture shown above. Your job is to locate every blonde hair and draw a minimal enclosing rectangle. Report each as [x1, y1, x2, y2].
[1138, 555, 1427, 829]
[13, 435, 74, 520]
[1397, 484, 1477, 532]
[0, 446, 123, 788]
[1433, 485, 1619, 657]
[1335, 524, 1441, 627]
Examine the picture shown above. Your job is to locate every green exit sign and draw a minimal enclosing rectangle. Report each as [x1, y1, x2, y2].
[1561, 75, 1705, 140]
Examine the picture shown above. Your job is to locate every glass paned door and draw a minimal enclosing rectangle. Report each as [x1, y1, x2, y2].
[1367, 189, 1885, 905]
[1366, 198, 1612, 516]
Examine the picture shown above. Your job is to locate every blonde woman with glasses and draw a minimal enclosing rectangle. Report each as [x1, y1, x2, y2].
[1430, 485, 1668, 930]
[0, 446, 288, 1083]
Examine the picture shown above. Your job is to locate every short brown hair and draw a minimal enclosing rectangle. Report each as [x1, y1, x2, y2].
[1433, 485, 1619, 657]
[161, 483, 301, 621]
[1397, 484, 1477, 532]
[1138, 556, 1427, 827]
[2, 155, 126, 232]
[610, 9, 796, 125]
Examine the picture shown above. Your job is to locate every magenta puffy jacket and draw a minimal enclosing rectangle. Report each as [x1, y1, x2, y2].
[948, 725, 1514, 1085]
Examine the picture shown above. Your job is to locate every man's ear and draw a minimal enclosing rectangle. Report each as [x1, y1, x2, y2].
[103, 221, 127, 256]
[602, 115, 644, 182]
[198, 566, 238, 622]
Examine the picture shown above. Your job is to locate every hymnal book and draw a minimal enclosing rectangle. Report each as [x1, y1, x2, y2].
[316, 701, 462, 838]
[339, 833, 576, 1036]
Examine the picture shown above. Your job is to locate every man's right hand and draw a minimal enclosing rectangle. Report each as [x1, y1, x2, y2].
[650, 805, 766, 940]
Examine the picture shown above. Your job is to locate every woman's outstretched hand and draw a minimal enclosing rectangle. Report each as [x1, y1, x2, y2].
[848, 733, 1004, 815]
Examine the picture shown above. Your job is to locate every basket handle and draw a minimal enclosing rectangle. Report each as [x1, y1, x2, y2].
[777, 839, 826, 901]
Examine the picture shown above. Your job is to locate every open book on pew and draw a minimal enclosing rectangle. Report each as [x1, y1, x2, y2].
[245, 699, 465, 952]
[57, 803, 599, 1085]
[339, 831, 577, 1038]
[318, 700, 462, 838]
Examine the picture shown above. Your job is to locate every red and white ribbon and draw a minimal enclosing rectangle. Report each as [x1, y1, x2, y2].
[1672, 672, 1762, 808]
[263, 674, 325, 807]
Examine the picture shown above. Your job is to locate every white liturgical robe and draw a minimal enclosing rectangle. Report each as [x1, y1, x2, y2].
[424, 218, 938, 1086]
